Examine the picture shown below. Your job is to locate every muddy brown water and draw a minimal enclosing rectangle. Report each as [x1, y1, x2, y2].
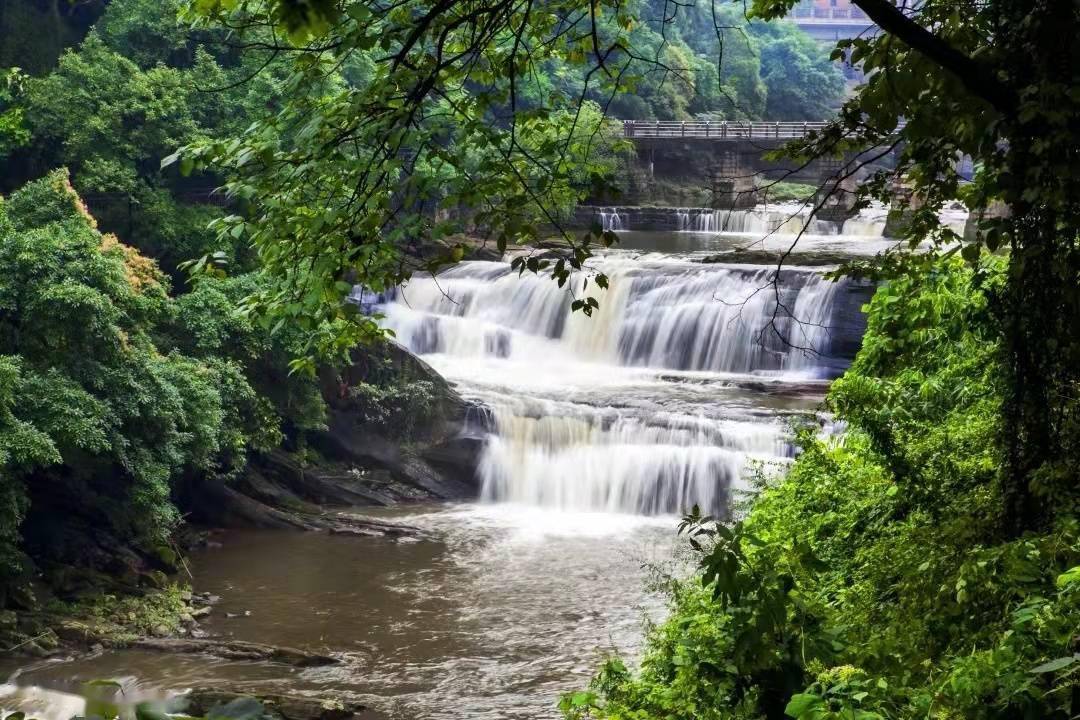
[1, 506, 683, 720]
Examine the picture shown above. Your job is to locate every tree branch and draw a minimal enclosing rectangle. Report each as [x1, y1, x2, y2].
[852, 0, 1017, 115]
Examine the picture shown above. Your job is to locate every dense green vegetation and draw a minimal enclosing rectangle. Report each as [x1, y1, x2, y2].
[579, 1, 844, 121]
[0, 0, 434, 609]
[0, 168, 322, 600]
[563, 258, 1080, 719]
[4, 0, 286, 278]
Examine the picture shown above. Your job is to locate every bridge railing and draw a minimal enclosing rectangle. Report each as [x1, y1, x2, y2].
[622, 120, 830, 140]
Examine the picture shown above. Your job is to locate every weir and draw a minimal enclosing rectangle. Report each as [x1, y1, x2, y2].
[579, 202, 970, 239]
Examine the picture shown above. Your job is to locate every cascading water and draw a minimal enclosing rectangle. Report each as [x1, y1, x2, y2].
[677, 204, 845, 236]
[598, 207, 624, 231]
[601, 201, 970, 238]
[377, 251, 863, 516]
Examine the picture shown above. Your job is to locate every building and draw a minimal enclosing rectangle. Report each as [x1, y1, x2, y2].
[789, 0, 877, 45]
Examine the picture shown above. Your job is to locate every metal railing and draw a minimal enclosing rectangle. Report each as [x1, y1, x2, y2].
[622, 120, 830, 140]
[791, 6, 869, 20]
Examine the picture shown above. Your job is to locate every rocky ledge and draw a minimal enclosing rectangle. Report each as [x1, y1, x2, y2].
[181, 340, 485, 534]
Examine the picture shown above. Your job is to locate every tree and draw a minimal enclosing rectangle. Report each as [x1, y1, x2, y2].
[741, 0, 1080, 535]
[0, 169, 301, 589]
[6, 0, 291, 278]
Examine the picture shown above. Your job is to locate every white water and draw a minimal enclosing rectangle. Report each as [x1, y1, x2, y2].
[376, 248, 856, 517]
[599, 207, 624, 231]
[676, 204, 842, 235]
[618, 201, 971, 239]
[0, 209, 877, 720]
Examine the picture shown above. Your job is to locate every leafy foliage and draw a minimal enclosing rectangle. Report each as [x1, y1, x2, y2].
[6, 0, 285, 278]
[0, 170, 326, 593]
[750, 0, 1080, 536]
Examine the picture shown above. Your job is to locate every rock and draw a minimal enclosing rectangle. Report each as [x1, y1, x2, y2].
[180, 613, 195, 625]
[131, 638, 338, 667]
[191, 606, 212, 619]
[53, 619, 102, 644]
[151, 624, 171, 637]
[329, 527, 383, 538]
[327, 514, 427, 539]
[184, 689, 387, 720]
[7, 584, 37, 611]
[180, 590, 193, 602]
[177, 339, 483, 536]
[23, 641, 50, 658]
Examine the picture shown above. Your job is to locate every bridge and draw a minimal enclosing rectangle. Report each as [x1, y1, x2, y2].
[618, 119, 904, 216]
[788, 2, 877, 45]
[623, 120, 829, 141]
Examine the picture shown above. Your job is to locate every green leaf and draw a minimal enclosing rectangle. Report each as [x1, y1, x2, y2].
[785, 693, 823, 718]
[1030, 655, 1079, 674]
[1055, 565, 1080, 588]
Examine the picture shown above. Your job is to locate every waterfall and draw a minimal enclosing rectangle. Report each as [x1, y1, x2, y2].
[382, 258, 853, 376]
[477, 400, 786, 515]
[599, 207, 624, 231]
[678, 204, 841, 236]
[676, 208, 690, 230]
[377, 252, 861, 516]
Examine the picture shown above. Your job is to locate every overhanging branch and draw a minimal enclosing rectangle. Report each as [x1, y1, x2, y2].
[852, 0, 1017, 116]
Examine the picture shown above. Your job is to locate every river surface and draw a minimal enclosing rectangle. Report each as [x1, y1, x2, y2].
[1, 216, 906, 719]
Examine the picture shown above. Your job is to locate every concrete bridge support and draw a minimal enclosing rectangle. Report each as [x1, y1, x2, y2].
[813, 158, 859, 221]
[709, 150, 758, 210]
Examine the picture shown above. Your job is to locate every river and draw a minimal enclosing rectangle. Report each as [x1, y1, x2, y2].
[1, 206, 907, 719]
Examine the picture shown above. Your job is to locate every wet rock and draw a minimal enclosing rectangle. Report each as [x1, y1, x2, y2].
[52, 619, 114, 645]
[184, 689, 386, 720]
[23, 641, 51, 658]
[328, 514, 428, 539]
[178, 340, 482, 535]
[191, 606, 212, 619]
[131, 638, 338, 667]
[328, 527, 383, 538]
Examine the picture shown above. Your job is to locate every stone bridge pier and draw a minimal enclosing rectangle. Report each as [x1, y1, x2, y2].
[709, 150, 759, 210]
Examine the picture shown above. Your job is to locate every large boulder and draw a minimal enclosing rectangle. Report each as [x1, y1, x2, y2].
[314, 340, 483, 500]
